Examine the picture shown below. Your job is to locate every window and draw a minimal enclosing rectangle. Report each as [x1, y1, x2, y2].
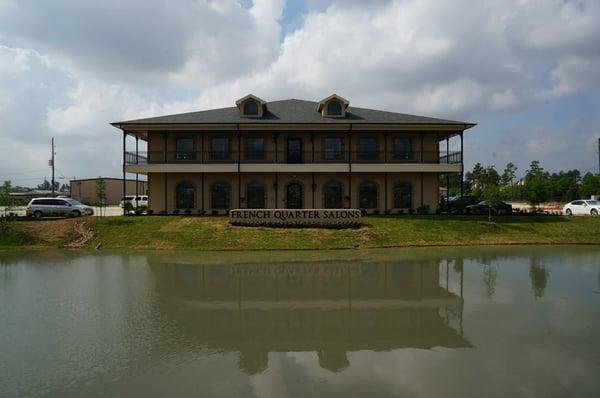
[572, 200, 584, 205]
[176, 137, 194, 160]
[286, 183, 303, 209]
[246, 182, 265, 208]
[393, 137, 412, 160]
[326, 100, 342, 116]
[243, 100, 259, 116]
[323, 181, 343, 208]
[176, 182, 195, 209]
[358, 137, 377, 160]
[211, 137, 230, 160]
[245, 137, 265, 160]
[359, 182, 378, 209]
[323, 137, 343, 161]
[393, 182, 411, 208]
[211, 182, 231, 209]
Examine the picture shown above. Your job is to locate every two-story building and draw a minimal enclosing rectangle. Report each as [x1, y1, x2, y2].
[112, 94, 475, 214]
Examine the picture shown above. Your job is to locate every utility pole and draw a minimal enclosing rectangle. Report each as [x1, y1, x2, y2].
[50, 137, 56, 197]
[597, 138, 600, 174]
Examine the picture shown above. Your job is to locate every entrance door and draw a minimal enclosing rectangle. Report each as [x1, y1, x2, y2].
[286, 183, 303, 209]
[287, 138, 303, 163]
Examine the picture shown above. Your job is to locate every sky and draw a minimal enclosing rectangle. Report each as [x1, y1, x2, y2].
[1, 0, 599, 186]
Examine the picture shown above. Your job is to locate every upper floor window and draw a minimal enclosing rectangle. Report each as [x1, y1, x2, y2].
[243, 100, 259, 116]
[393, 137, 412, 160]
[358, 137, 377, 160]
[323, 137, 344, 161]
[176, 137, 194, 160]
[211, 137, 230, 160]
[245, 137, 265, 160]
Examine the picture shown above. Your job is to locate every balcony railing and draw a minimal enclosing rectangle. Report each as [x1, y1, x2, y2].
[125, 150, 462, 165]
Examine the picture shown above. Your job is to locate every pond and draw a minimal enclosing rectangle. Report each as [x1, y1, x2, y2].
[1, 246, 599, 397]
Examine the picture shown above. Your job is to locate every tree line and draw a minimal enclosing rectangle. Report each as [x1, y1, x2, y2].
[446, 160, 600, 205]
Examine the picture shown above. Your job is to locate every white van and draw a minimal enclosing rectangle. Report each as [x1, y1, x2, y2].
[120, 195, 148, 208]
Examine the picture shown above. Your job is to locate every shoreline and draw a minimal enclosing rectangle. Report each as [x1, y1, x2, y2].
[2, 215, 600, 251]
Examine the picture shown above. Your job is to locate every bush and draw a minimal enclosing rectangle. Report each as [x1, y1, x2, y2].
[197, 209, 204, 215]
[123, 201, 134, 215]
[184, 209, 192, 215]
[173, 209, 180, 215]
[147, 209, 154, 215]
[408, 208, 415, 215]
[416, 205, 430, 215]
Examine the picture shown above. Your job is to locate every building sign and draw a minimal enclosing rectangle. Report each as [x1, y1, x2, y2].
[229, 209, 361, 228]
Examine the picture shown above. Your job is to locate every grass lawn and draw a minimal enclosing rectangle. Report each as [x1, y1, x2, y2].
[3, 215, 599, 251]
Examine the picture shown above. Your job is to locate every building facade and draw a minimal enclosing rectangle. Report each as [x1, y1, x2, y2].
[70, 178, 147, 205]
[113, 95, 474, 214]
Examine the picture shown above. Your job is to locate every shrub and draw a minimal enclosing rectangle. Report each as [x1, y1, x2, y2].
[173, 209, 180, 215]
[158, 210, 166, 215]
[197, 209, 205, 215]
[416, 205, 430, 215]
[147, 209, 154, 215]
[408, 208, 415, 215]
[184, 209, 192, 215]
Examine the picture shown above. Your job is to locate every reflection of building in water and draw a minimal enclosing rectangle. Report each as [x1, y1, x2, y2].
[152, 260, 469, 374]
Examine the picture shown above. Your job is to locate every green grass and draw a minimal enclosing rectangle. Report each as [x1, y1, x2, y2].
[3, 215, 599, 251]
[83, 215, 600, 251]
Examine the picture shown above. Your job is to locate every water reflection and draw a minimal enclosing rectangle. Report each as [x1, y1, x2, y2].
[150, 259, 469, 375]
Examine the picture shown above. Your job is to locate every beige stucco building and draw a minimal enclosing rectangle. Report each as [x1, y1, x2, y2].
[112, 95, 474, 214]
[70, 178, 147, 205]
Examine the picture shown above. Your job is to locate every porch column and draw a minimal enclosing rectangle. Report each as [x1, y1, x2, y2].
[348, 125, 352, 208]
[311, 172, 315, 208]
[122, 131, 126, 216]
[237, 124, 241, 208]
[135, 135, 139, 200]
[164, 173, 167, 214]
[201, 173, 204, 214]
[420, 172, 424, 207]
[384, 172, 388, 214]
[460, 131, 464, 199]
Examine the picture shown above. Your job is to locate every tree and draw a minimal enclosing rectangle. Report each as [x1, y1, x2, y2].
[500, 162, 518, 186]
[480, 166, 501, 221]
[523, 173, 550, 209]
[95, 178, 107, 217]
[0, 180, 14, 211]
[580, 172, 600, 198]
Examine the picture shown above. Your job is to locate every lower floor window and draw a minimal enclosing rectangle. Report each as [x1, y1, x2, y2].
[246, 182, 265, 208]
[211, 182, 231, 209]
[176, 182, 195, 209]
[359, 182, 378, 209]
[393, 182, 411, 208]
[323, 181, 343, 208]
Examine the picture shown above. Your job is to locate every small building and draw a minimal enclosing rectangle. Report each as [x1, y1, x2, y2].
[70, 178, 147, 205]
[112, 94, 475, 214]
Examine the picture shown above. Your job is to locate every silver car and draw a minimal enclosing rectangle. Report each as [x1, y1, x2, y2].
[26, 198, 94, 219]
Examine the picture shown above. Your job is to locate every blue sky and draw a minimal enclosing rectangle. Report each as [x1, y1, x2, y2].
[0, 0, 599, 186]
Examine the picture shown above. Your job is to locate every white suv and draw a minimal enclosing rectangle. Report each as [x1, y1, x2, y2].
[563, 200, 600, 216]
[120, 195, 148, 208]
[27, 198, 94, 219]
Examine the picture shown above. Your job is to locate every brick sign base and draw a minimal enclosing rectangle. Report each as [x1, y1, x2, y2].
[229, 209, 361, 228]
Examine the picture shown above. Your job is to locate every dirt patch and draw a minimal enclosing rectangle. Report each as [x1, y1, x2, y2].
[62, 220, 95, 248]
[18, 219, 75, 244]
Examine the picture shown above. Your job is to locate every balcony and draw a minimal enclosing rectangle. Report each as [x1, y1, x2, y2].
[124, 150, 462, 165]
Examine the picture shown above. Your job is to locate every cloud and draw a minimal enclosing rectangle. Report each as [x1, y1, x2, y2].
[1, 0, 600, 184]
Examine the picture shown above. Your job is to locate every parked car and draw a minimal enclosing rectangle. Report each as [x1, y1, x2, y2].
[562, 200, 600, 216]
[120, 195, 148, 208]
[443, 195, 481, 212]
[27, 198, 94, 219]
[466, 200, 513, 215]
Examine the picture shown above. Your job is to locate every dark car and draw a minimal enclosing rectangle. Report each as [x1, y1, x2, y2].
[465, 200, 513, 215]
[443, 195, 481, 213]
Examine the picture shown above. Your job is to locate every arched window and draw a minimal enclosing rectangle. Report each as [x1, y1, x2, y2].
[286, 182, 303, 209]
[243, 100, 258, 115]
[323, 180, 343, 208]
[359, 181, 378, 209]
[393, 182, 412, 208]
[246, 182, 265, 208]
[326, 100, 342, 116]
[176, 182, 195, 209]
[211, 181, 231, 209]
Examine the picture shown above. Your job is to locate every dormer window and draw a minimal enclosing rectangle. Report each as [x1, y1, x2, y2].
[236, 94, 267, 118]
[327, 100, 342, 116]
[243, 100, 258, 116]
[317, 94, 349, 118]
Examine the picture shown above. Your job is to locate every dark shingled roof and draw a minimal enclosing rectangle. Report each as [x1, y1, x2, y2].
[112, 99, 475, 127]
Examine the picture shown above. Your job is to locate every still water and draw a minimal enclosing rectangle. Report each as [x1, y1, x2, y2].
[1, 246, 600, 397]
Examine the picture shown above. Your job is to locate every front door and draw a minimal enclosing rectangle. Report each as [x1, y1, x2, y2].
[286, 183, 303, 209]
[287, 138, 303, 163]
